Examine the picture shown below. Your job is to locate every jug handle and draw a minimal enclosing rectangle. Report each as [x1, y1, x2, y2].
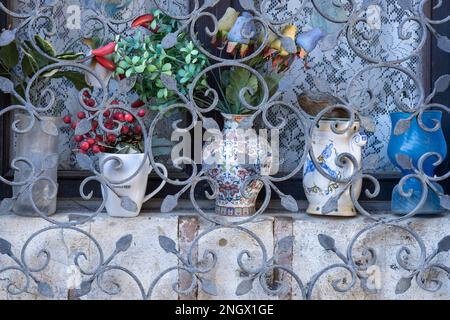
[143, 163, 168, 203]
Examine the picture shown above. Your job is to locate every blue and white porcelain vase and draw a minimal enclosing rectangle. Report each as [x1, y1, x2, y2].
[303, 119, 367, 216]
[203, 114, 272, 216]
[388, 111, 447, 214]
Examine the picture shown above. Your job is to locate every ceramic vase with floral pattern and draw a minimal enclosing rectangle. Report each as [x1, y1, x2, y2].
[203, 114, 272, 216]
[303, 119, 367, 216]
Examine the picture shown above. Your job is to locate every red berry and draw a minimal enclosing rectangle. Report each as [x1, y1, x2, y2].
[111, 100, 119, 105]
[99, 145, 106, 152]
[87, 138, 95, 145]
[63, 116, 72, 124]
[131, 100, 145, 108]
[134, 125, 142, 134]
[71, 122, 78, 130]
[103, 110, 111, 117]
[80, 141, 90, 151]
[137, 109, 146, 117]
[107, 134, 117, 143]
[74, 135, 83, 142]
[95, 134, 103, 142]
[83, 99, 95, 107]
[79, 149, 87, 154]
[77, 111, 86, 120]
[121, 125, 130, 134]
[83, 90, 91, 98]
[124, 113, 134, 122]
[91, 120, 99, 130]
[92, 145, 100, 154]
[113, 112, 121, 120]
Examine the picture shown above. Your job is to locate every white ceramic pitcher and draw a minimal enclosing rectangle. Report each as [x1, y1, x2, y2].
[99, 153, 167, 217]
[303, 120, 367, 217]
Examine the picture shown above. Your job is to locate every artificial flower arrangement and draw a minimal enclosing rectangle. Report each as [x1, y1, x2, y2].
[210, 7, 324, 115]
[86, 9, 209, 111]
[66, 9, 210, 155]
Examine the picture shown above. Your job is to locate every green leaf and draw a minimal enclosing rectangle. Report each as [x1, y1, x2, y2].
[225, 68, 258, 114]
[23, 41, 50, 69]
[125, 68, 134, 78]
[21, 52, 38, 77]
[34, 35, 56, 57]
[185, 54, 191, 64]
[42, 69, 60, 78]
[132, 56, 140, 65]
[51, 71, 91, 91]
[147, 64, 157, 72]
[0, 41, 19, 69]
[56, 52, 85, 60]
[161, 63, 171, 72]
[150, 20, 157, 30]
[118, 60, 129, 69]
[134, 64, 146, 73]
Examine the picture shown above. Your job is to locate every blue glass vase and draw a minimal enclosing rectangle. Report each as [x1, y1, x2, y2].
[388, 111, 447, 214]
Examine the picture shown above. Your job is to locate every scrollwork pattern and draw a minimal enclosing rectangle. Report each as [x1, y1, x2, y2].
[0, 0, 449, 300]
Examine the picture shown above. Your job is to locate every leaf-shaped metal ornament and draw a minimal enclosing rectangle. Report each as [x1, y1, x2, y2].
[199, 277, 218, 296]
[161, 194, 178, 213]
[160, 73, 178, 91]
[322, 196, 338, 214]
[118, 76, 137, 93]
[240, 0, 254, 10]
[116, 234, 133, 252]
[364, 154, 380, 171]
[37, 281, 54, 298]
[76, 153, 93, 170]
[434, 74, 450, 93]
[436, 34, 450, 53]
[0, 238, 13, 256]
[394, 117, 411, 135]
[43, 154, 59, 170]
[281, 37, 297, 53]
[360, 115, 376, 132]
[120, 197, 138, 212]
[320, 31, 340, 52]
[159, 235, 178, 254]
[437, 235, 450, 253]
[75, 119, 91, 136]
[73, 280, 93, 298]
[0, 28, 16, 46]
[40, 119, 59, 137]
[318, 234, 336, 251]
[0, 76, 14, 93]
[276, 236, 294, 253]
[202, 117, 220, 131]
[280, 195, 298, 212]
[0, 198, 14, 213]
[395, 154, 414, 170]
[395, 276, 412, 294]
[236, 278, 254, 296]
[397, 0, 412, 11]
[161, 32, 178, 49]
[439, 194, 450, 210]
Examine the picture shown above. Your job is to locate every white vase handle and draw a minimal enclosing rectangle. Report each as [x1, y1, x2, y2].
[143, 163, 168, 203]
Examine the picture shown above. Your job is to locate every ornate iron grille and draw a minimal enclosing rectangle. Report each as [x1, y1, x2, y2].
[0, 0, 449, 299]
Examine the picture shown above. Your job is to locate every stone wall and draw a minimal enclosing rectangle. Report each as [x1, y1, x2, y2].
[1, 208, 450, 300]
